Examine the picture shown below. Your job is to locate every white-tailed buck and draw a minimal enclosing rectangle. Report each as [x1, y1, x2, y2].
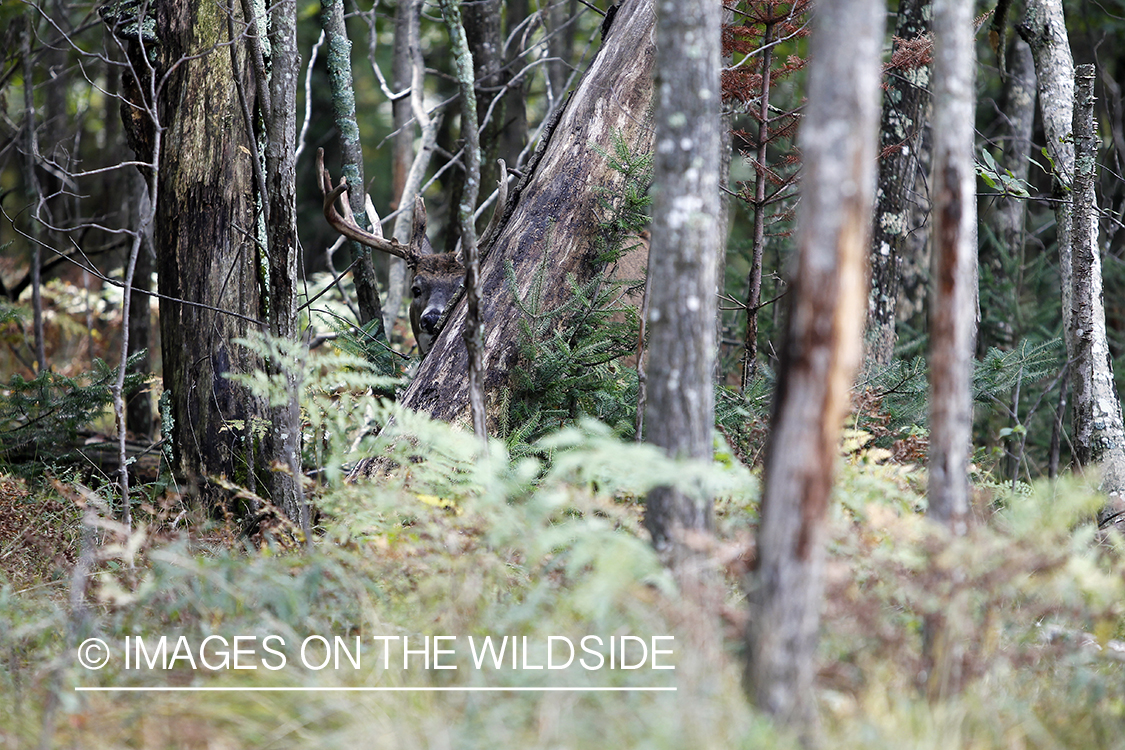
[317, 149, 649, 361]
[317, 148, 505, 356]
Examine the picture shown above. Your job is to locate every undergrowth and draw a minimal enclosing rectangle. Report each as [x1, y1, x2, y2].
[2, 372, 1124, 748]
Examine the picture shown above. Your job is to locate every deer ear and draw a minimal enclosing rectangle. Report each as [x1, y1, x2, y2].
[410, 195, 430, 257]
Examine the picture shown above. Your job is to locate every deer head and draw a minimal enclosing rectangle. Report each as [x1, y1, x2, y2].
[318, 149, 462, 356]
[409, 253, 464, 356]
[317, 149, 510, 357]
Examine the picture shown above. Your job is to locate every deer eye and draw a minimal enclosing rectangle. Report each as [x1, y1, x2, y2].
[411, 284, 422, 297]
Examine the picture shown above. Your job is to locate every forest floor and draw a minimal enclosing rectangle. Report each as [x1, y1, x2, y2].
[1, 424, 1123, 749]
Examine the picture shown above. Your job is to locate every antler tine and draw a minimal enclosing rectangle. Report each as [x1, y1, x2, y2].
[479, 158, 509, 249]
[316, 147, 414, 261]
[408, 194, 428, 261]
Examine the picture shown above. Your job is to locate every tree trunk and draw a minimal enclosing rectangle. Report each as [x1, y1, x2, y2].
[262, 0, 304, 527]
[444, 0, 503, 252]
[744, 0, 883, 730]
[498, 0, 530, 168]
[1019, 1, 1125, 524]
[922, 0, 978, 701]
[865, 0, 932, 365]
[125, 175, 154, 440]
[349, 0, 658, 480]
[981, 36, 1036, 353]
[641, 0, 722, 553]
[739, 19, 774, 391]
[321, 0, 386, 333]
[927, 0, 977, 534]
[385, 0, 415, 336]
[1070, 64, 1125, 524]
[155, 0, 268, 509]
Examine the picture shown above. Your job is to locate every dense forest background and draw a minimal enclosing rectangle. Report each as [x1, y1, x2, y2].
[3, 0, 1125, 747]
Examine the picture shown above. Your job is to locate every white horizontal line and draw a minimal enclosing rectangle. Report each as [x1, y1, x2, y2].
[75, 686, 676, 692]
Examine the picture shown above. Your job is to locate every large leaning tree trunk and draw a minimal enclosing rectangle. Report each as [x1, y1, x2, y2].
[865, 0, 932, 365]
[350, 0, 657, 477]
[1019, 0, 1125, 525]
[642, 0, 722, 556]
[744, 0, 883, 730]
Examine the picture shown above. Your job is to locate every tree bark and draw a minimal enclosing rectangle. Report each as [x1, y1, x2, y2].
[321, 0, 386, 333]
[744, 0, 883, 729]
[1070, 64, 1125, 524]
[262, 0, 304, 528]
[739, 19, 774, 391]
[155, 0, 268, 508]
[981, 36, 1036, 352]
[440, 0, 487, 444]
[642, 0, 722, 552]
[927, 0, 977, 534]
[865, 0, 932, 365]
[922, 0, 978, 700]
[349, 0, 658, 479]
[384, 0, 415, 336]
[1019, 1, 1125, 524]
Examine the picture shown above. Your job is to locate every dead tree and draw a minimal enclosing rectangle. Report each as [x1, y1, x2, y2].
[348, 0, 658, 477]
[744, 0, 883, 729]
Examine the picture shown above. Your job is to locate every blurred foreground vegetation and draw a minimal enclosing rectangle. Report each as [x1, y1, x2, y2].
[2, 380, 1124, 747]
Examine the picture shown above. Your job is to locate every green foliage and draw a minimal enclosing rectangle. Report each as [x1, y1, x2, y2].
[975, 148, 1032, 198]
[228, 331, 402, 486]
[0, 353, 146, 470]
[5, 406, 1124, 749]
[590, 131, 653, 262]
[498, 251, 642, 454]
[322, 315, 403, 381]
[498, 134, 653, 455]
[857, 339, 1064, 442]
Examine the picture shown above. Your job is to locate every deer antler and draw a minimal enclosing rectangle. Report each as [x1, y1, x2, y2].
[317, 148, 418, 262]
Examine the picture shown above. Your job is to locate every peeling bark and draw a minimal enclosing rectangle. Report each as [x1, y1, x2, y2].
[744, 0, 883, 730]
[927, 0, 977, 534]
[1019, 1, 1125, 524]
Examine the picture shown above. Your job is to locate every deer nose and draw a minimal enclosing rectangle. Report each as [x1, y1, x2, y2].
[420, 309, 442, 334]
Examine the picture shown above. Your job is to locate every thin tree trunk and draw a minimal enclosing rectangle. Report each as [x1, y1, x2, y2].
[441, 0, 487, 445]
[739, 20, 773, 391]
[390, 0, 439, 293]
[642, 0, 722, 553]
[1070, 64, 1125, 524]
[125, 174, 155, 440]
[498, 0, 530, 168]
[263, 0, 305, 529]
[21, 21, 47, 374]
[923, 0, 977, 702]
[1020, 2, 1125, 524]
[384, 0, 414, 336]
[744, 0, 883, 730]
[927, 0, 977, 534]
[866, 0, 932, 365]
[321, 0, 386, 333]
[981, 36, 1036, 352]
